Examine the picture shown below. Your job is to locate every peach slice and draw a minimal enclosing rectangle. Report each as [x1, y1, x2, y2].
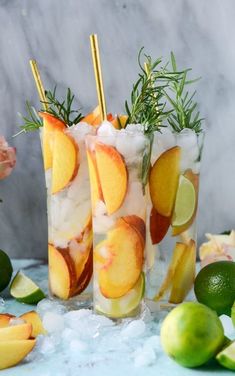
[111, 115, 128, 129]
[149, 146, 181, 217]
[20, 311, 46, 337]
[0, 323, 32, 341]
[51, 131, 78, 194]
[74, 246, 93, 296]
[169, 239, 196, 304]
[150, 207, 171, 244]
[0, 314, 15, 328]
[82, 106, 114, 126]
[172, 170, 199, 236]
[154, 242, 187, 301]
[39, 112, 66, 170]
[97, 221, 144, 298]
[0, 339, 36, 370]
[48, 244, 77, 300]
[86, 149, 103, 208]
[117, 215, 146, 248]
[95, 143, 128, 215]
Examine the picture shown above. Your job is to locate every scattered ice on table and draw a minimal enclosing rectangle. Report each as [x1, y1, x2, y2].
[0, 297, 4, 312]
[42, 312, 65, 333]
[133, 345, 156, 367]
[143, 335, 161, 352]
[121, 319, 146, 339]
[37, 298, 66, 317]
[220, 315, 235, 337]
[69, 339, 88, 353]
[37, 335, 56, 355]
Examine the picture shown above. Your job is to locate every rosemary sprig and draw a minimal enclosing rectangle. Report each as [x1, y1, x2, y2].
[163, 52, 203, 134]
[19, 87, 83, 133]
[44, 87, 83, 126]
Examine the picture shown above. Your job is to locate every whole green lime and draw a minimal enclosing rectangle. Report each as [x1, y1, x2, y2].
[161, 302, 224, 368]
[194, 261, 235, 316]
[0, 249, 13, 292]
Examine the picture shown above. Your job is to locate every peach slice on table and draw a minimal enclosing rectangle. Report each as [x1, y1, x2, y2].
[149, 146, 181, 217]
[20, 311, 46, 337]
[172, 169, 199, 236]
[39, 112, 66, 171]
[0, 323, 32, 341]
[154, 242, 187, 301]
[97, 221, 144, 299]
[117, 215, 146, 248]
[150, 207, 171, 244]
[169, 239, 196, 304]
[86, 149, 103, 208]
[95, 143, 128, 215]
[51, 131, 78, 194]
[0, 339, 36, 370]
[0, 313, 15, 328]
[48, 244, 77, 300]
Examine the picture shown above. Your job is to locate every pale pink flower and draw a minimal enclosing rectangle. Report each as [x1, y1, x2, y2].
[0, 136, 16, 180]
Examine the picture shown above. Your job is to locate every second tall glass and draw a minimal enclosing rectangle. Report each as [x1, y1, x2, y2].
[86, 126, 150, 318]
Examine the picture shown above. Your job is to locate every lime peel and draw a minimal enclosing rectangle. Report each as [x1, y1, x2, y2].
[216, 341, 235, 370]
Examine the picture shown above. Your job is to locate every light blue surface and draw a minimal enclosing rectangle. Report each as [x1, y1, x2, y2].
[0, 260, 231, 376]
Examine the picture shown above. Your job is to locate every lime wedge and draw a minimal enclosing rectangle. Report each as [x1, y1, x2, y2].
[172, 175, 196, 227]
[10, 271, 45, 304]
[0, 250, 13, 292]
[216, 341, 235, 370]
[96, 272, 145, 318]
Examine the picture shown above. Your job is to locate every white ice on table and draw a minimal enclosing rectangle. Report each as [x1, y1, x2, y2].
[43, 312, 65, 333]
[121, 319, 146, 339]
[220, 315, 235, 338]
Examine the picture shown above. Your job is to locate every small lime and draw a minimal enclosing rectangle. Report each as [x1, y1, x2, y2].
[161, 302, 224, 368]
[0, 249, 13, 292]
[194, 261, 235, 316]
[10, 271, 45, 304]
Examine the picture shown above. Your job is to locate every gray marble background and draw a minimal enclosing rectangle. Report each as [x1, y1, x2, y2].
[0, 0, 234, 258]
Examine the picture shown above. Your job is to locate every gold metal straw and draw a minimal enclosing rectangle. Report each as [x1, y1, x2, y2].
[29, 59, 48, 111]
[90, 34, 107, 121]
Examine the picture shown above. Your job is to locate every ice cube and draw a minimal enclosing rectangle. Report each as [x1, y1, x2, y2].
[158, 128, 177, 150]
[115, 131, 146, 164]
[133, 345, 156, 367]
[42, 312, 65, 333]
[37, 336, 56, 355]
[97, 121, 116, 146]
[69, 339, 88, 353]
[220, 315, 235, 337]
[70, 122, 94, 138]
[37, 299, 66, 316]
[143, 335, 161, 352]
[64, 309, 92, 323]
[62, 328, 76, 342]
[121, 319, 146, 339]
[125, 123, 144, 133]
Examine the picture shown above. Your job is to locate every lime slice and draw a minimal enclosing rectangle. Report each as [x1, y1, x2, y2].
[0, 250, 13, 292]
[10, 271, 45, 304]
[95, 272, 145, 318]
[172, 175, 196, 227]
[231, 301, 235, 327]
[216, 341, 235, 370]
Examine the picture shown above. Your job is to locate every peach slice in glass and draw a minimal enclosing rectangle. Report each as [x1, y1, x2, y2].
[97, 220, 144, 299]
[48, 244, 77, 300]
[86, 149, 103, 208]
[149, 146, 181, 217]
[95, 143, 128, 215]
[51, 131, 78, 194]
[39, 112, 66, 170]
[169, 239, 196, 304]
[150, 207, 171, 244]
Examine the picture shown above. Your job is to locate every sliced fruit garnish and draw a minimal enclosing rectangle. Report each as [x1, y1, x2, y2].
[150, 207, 171, 244]
[0, 323, 32, 341]
[169, 239, 196, 304]
[0, 314, 15, 328]
[20, 311, 46, 337]
[216, 341, 235, 370]
[154, 242, 187, 301]
[149, 146, 181, 217]
[117, 215, 146, 248]
[51, 131, 78, 194]
[172, 170, 199, 236]
[95, 143, 128, 215]
[171, 175, 196, 227]
[82, 106, 114, 126]
[74, 246, 93, 296]
[97, 220, 144, 299]
[111, 115, 128, 129]
[48, 244, 77, 300]
[86, 149, 103, 208]
[10, 271, 45, 304]
[0, 339, 36, 370]
[39, 112, 66, 170]
[96, 272, 145, 318]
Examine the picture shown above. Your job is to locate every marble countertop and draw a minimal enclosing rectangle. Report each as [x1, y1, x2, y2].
[0, 260, 230, 376]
